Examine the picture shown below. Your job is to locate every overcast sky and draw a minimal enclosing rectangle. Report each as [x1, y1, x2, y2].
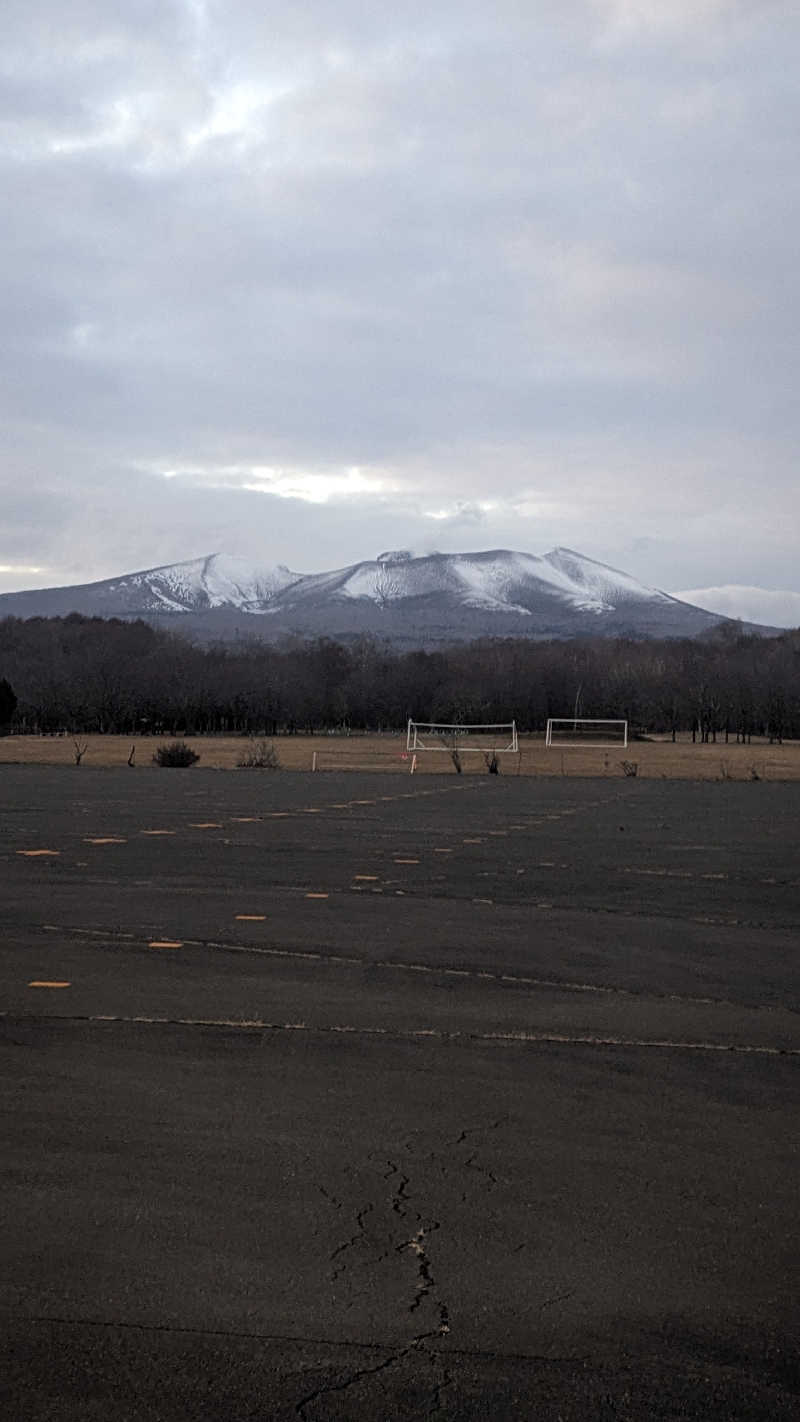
[2, 0, 798, 623]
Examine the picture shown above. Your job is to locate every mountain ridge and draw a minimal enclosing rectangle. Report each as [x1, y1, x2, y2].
[0, 548, 776, 645]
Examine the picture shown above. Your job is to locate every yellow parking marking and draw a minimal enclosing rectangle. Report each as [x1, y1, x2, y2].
[190, 822, 223, 829]
[231, 817, 260, 823]
[235, 914, 266, 921]
[28, 980, 70, 988]
[84, 837, 126, 845]
[394, 858, 419, 864]
[141, 830, 176, 837]
[352, 799, 375, 805]
[353, 875, 379, 881]
[270, 812, 292, 818]
[305, 893, 329, 899]
[304, 808, 322, 813]
[148, 940, 183, 949]
[17, 849, 60, 857]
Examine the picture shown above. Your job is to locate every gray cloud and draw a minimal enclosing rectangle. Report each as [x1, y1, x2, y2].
[1, 0, 798, 595]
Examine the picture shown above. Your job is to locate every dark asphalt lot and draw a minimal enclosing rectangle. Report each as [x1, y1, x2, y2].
[1, 766, 799, 1419]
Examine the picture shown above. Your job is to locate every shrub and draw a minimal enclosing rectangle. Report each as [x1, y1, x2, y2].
[153, 740, 200, 767]
[484, 751, 500, 774]
[236, 738, 281, 769]
[620, 760, 639, 778]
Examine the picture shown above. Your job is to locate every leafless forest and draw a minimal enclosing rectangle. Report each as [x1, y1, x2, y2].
[0, 615, 798, 742]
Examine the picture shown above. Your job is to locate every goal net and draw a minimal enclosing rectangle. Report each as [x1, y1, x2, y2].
[546, 718, 628, 748]
[407, 720, 518, 753]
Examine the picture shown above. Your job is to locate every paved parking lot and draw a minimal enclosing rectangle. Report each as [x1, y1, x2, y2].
[2, 768, 798, 1418]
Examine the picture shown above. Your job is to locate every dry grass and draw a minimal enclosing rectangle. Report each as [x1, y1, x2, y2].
[1, 732, 799, 780]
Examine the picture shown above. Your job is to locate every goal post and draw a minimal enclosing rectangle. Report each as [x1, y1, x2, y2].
[545, 718, 628, 748]
[407, 720, 518, 753]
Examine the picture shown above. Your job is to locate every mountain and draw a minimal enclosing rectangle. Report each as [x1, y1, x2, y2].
[0, 548, 773, 644]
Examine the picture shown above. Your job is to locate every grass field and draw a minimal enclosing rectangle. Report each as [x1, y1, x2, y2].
[1, 730, 799, 779]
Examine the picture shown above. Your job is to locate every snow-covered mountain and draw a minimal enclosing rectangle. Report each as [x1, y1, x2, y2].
[0, 547, 770, 643]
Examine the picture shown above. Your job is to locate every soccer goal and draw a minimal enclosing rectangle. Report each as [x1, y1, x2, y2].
[407, 720, 519, 754]
[545, 718, 628, 748]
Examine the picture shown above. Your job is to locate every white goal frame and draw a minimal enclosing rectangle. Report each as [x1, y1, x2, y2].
[407, 720, 519, 753]
[545, 718, 628, 749]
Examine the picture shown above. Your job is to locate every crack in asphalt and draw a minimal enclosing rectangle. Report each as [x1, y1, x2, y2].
[293, 1323, 456, 1421]
[297, 1159, 451, 1418]
[294, 1344, 414, 1419]
[8, 1312, 587, 1364]
[384, 1159, 450, 1337]
[329, 1202, 374, 1284]
[453, 1117, 508, 1201]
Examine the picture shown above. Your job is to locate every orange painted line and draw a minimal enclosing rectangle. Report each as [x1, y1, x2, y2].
[140, 830, 176, 837]
[394, 858, 419, 864]
[433, 849, 453, 854]
[353, 875, 379, 881]
[235, 914, 266, 921]
[17, 849, 60, 857]
[28, 980, 70, 988]
[84, 837, 126, 845]
[148, 940, 183, 949]
[231, 817, 260, 823]
[305, 893, 329, 899]
[190, 822, 223, 829]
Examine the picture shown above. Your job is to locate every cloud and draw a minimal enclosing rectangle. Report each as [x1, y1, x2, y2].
[676, 585, 800, 630]
[0, 0, 799, 594]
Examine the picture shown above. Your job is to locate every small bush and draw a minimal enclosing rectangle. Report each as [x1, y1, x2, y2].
[153, 740, 200, 768]
[236, 738, 281, 769]
[484, 751, 500, 774]
[620, 760, 639, 778]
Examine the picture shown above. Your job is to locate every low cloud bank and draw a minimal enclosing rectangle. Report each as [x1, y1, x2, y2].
[675, 586, 800, 630]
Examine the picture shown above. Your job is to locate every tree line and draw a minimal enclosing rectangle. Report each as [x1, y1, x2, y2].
[1, 613, 799, 742]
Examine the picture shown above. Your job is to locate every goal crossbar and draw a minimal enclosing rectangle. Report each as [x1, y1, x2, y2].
[407, 720, 518, 753]
[546, 718, 628, 748]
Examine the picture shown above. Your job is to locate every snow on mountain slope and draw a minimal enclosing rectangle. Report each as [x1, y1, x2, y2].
[542, 548, 672, 608]
[298, 548, 664, 615]
[450, 550, 602, 613]
[108, 554, 298, 612]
